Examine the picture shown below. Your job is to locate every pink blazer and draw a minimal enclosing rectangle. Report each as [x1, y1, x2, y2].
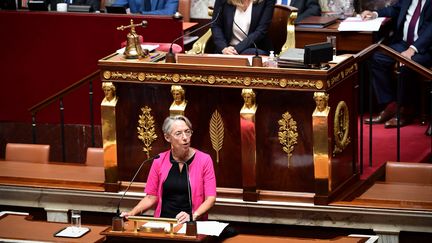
[145, 149, 217, 219]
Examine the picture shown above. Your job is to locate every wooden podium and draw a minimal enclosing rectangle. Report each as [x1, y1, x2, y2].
[98, 53, 359, 205]
[101, 217, 208, 242]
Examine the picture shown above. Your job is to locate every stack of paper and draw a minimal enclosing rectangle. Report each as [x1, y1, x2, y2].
[338, 17, 386, 32]
[177, 221, 229, 236]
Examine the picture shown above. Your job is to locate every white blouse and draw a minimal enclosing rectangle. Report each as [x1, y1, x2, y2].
[230, 1, 253, 46]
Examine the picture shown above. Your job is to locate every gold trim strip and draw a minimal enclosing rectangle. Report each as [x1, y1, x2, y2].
[103, 70, 325, 90]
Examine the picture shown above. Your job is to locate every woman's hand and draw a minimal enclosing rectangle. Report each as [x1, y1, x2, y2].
[360, 10, 377, 20]
[175, 211, 190, 224]
[222, 46, 238, 55]
[119, 211, 132, 219]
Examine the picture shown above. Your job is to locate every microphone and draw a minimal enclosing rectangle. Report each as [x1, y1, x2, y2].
[165, 7, 224, 63]
[184, 162, 197, 236]
[112, 154, 160, 231]
[233, 21, 263, 67]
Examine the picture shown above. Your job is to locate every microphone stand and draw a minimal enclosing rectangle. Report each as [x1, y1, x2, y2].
[111, 154, 160, 231]
[184, 162, 197, 237]
[165, 9, 223, 63]
[233, 21, 262, 67]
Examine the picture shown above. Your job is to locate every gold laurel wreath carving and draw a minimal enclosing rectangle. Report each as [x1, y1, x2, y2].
[278, 112, 298, 167]
[209, 110, 224, 164]
[137, 106, 158, 159]
[333, 101, 351, 156]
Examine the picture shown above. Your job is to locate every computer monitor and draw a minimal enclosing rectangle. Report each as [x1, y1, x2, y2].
[28, 1, 48, 11]
[105, 6, 126, 14]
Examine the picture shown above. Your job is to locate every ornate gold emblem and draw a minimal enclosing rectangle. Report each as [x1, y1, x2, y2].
[138, 72, 145, 81]
[333, 101, 351, 156]
[103, 71, 111, 80]
[172, 74, 180, 82]
[278, 112, 298, 166]
[209, 110, 224, 163]
[137, 106, 158, 158]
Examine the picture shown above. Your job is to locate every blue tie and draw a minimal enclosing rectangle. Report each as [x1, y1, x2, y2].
[282, 0, 288, 5]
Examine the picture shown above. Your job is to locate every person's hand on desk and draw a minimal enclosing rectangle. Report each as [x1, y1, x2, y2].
[119, 211, 132, 219]
[175, 211, 190, 224]
[360, 10, 378, 20]
[222, 46, 238, 55]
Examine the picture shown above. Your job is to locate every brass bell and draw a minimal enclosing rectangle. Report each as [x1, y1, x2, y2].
[117, 20, 148, 59]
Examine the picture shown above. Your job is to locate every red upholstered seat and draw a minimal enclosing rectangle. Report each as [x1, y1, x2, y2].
[86, 147, 104, 167]
[5, 143, 50, 163]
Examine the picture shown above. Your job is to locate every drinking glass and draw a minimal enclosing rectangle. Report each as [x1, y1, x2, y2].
[326, 36, 337, 56]
[71, 210, 81, 229]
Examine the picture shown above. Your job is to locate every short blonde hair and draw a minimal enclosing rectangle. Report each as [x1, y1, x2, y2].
[162, 115, 192, 134]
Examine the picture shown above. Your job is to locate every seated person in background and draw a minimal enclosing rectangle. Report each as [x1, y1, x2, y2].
[121, 115, 217, 223]
[361, 0, 432, 128]
[211, 0, 275, 55]
[72, 0, 101, 12]
[112, 0, 178, 15]
[277, 0, 321, 22]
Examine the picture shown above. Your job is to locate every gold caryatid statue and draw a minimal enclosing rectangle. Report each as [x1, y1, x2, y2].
[169, 85, 187, 116]
[102, 82, 118, 106]
[240, 88, 257, 115]
[313, 92, 330, 116]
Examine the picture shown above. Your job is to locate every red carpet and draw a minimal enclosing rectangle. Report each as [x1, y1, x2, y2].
[359, 119, 431, 180]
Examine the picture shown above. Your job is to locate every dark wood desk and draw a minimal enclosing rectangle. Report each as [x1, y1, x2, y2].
[0, 160, 105, 191]
[333, 182, 432, 210]
[295, 20, 390, 53]
[355, 182, 432, 209]
[0, 214, 108, 243]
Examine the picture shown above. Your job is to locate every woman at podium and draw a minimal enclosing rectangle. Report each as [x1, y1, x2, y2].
[120, 115, 217, 224]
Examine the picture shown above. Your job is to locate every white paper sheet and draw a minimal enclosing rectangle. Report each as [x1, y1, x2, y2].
[177, 221, 229, 236]
[55, 226, 89, 238]
[116, 44, 160, 54]
[338, 17, 385, 32]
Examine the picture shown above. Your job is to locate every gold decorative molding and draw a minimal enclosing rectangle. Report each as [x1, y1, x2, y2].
[327, 64, 357, 87]
[137, 106, 158, 158]
[278, 112, 298, 167]
[209, 110, 224, 163]
[102, 70, 324, 90]
[333, 101, 351, 156]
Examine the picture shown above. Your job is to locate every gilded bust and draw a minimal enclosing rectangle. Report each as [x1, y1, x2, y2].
[169, 85, 187, 115]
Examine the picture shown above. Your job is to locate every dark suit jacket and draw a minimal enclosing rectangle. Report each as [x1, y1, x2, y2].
[290, 0, 321, 22]
[74, 0, 100, 11]
[377, 0, 432, 53]
[211, 0, 276, 54]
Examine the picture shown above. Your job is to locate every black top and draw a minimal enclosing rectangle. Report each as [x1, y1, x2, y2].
[160, 152, 194, 219]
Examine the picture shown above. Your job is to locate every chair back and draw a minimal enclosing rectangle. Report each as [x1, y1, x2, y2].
[386, 161, 432, 185]
[86, 147, 104, 167]
[268, 4, 297, 55]
[5, 143, 50, 163]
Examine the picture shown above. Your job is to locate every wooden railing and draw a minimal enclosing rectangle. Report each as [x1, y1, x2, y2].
[28, 70, 100, 162]
[356, 44, 432, 172]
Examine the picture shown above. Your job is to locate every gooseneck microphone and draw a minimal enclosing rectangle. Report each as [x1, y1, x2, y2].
[184, 162, 197, 236]
[233, 21, 263, 67]
[165, 8, 224, 63]
[115, 154, 160, 216]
